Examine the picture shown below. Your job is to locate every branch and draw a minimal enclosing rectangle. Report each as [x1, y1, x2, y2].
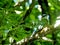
[38, 0, 49, 14]
[20, 0, 35, 24]
[14, 0, 59, 45]
[15, 25, 60, 45]
[23, 0, 35, 20]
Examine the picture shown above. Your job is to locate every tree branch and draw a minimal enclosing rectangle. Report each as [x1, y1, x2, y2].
[20, 0, 35, 24]
[14, 25, 59, 45]
[23, 0, 35, 20]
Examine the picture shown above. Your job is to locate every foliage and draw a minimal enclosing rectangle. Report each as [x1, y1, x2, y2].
[0, 0, 60, 45]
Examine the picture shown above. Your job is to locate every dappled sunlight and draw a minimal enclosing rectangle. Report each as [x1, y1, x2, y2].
[40, 27, 49, 33]
[54, 20, 60, 28]
[35, 5, 38, 8]
[58, 0, 60, 1]
[54, 16, 60, 28]
[57, 16, 60, 19]
[20, 6, 23, 9]
[9, 37, 14, 43]
[38, 25, 43, 30]
[26, 2, 29, 9]
[29, 0, 32, 4]
[15, 10, 22, 14]
[42, 37, 53, 41]
[48, 3, 51, 6]
[14, 0, 24, 3]
[6, 11, 8, 14]
[14, 2, 18, 6]
[38, 15, 42, 21]
[38, 5, 42, 12]
[43, 27, 48, 32]
[14, 0, 24, 6]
